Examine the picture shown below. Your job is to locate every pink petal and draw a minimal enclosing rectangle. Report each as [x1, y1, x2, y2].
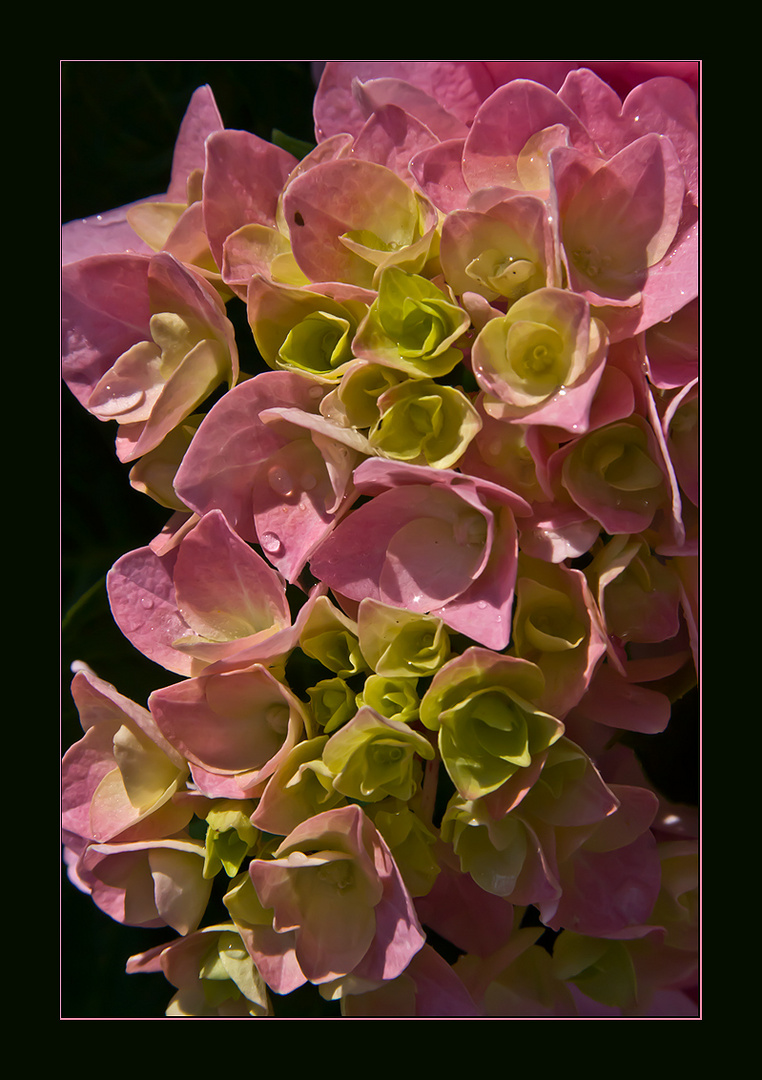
[202, 128, 298, 271]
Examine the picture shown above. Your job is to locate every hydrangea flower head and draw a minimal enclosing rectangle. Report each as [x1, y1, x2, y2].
[62, 62, 699, 1019]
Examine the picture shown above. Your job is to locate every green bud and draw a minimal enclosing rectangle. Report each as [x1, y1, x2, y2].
[307, 677, 358, 733]
[299, 596, 368, 678]
[322, 707, 435, 803]
[203, 801, 259, 879]
[356, 673, 420, 724]
[278, 309, 354, 379]
[551, 932, 638, 1009]
[369, 378, 482, 469]
[420, 648, 564, 801]
[370, 800, 440, 898]
[441, 794, 529, 896]
[358, 598, 451, 677]
[353, 267, 469, 378]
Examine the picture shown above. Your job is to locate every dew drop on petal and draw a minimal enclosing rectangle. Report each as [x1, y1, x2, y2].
[140, 596, 154, 610]
[268, 465, 295, 497]
[260, 532, 284, 556]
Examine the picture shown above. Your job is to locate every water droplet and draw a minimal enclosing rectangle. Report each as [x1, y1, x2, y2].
[301, 472, 317, 491]
[260, 532, 284, 556]
[477, 601, 488, 610]
[140, 596, 154, 610]
[268, 465, 294, 497]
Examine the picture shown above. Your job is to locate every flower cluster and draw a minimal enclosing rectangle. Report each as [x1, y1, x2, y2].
[62, 61, 699, 1018]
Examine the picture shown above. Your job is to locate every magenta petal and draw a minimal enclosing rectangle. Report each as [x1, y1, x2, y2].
[353, 80, 465, 142]
[409, 138, 470, 214]
[313, 61, 500, 141]
[569, 663, 671, 735]
[149, 664, 303, 784]
[165, 85, 224, 202]
[414, 858, 514, 957]
[107, 542, 195, 675]
[545, 827, 661, 938]
[202, 129, 298, 270]
[171, 510, 289, 642]
[62, 203, 156, 266]
[174, 370, 329, 544]
[379, 513, 488, 612]
[463, 79, 594, 192]
[238, 924, 306, 996]
[61, 254, 152, 407]
[556, 134, 686, 305]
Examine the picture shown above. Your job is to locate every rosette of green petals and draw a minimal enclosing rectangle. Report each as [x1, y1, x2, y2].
[357, 598, 451, 678]
[586, 534, 681, 645]
[368, 378, 482, 469]
[247, 277, 373, 381]
[319, 361, 408, 431]
[299, 596, 368, 679]
[513, 578, 586, 657]
[419, 647, 564, 801]
[440, 794, 530, 897]
[127, 923, 272, 1018]
[306, 677, 358, 733]
[322, 707, 436, 803]
[352, 267, 469, 378]
[278, 309, 355, 379]
[369, 800, 440, 898]
[356, 673, 420, 724]
[250, 735, 345, 837]
[509, 553, 607, 718]
[560, 416, 668, 535]
[472, 288, 607, 428]
[194, 928, 272, 1015]
[551, 931, 638, 1010]
[203, 800, 260, 879]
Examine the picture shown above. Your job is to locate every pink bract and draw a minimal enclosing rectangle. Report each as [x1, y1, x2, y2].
[309, 457, 531, 649]
[106, 509, 292, 676]
[246, 804, 425, 992]
[62, 251, 239, 463]
[173, 369, 362, 583]
[61, 664, 191, 846]
[148, 662, 311, 798]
